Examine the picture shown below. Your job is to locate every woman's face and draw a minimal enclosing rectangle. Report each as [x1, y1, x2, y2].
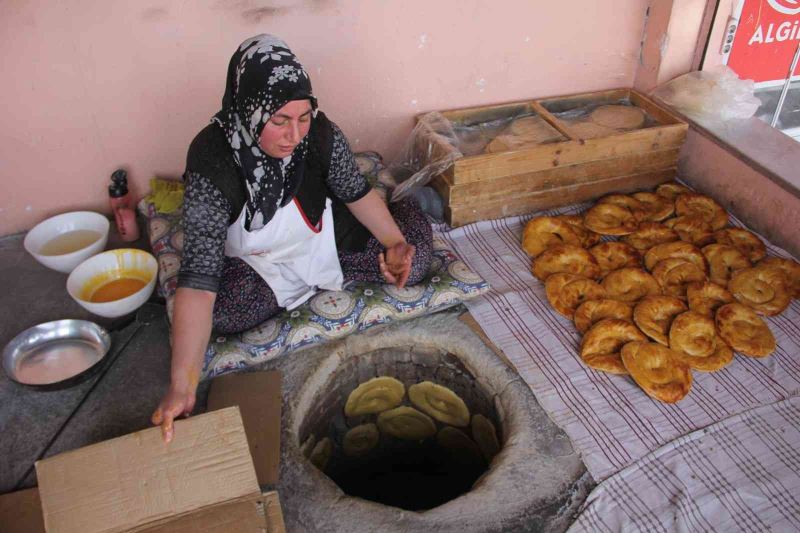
[259, 99, 313, 158]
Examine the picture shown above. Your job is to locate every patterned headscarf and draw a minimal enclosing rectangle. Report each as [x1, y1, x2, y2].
[213, 34, 318, 230]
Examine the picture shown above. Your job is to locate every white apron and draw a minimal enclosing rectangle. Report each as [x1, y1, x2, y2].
[225, 197, 343, 310]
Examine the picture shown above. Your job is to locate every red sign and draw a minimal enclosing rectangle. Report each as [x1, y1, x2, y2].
[728, 0, 800, 83]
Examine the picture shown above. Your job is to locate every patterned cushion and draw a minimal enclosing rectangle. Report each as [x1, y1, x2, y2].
[138, 174, 490, 381]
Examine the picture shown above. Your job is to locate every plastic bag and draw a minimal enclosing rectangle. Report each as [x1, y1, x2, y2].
[388, 112, 463, 202]
[651, 66, 760, 123]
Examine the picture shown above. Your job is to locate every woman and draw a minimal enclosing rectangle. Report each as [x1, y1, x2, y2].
[152, 35, 432, 441]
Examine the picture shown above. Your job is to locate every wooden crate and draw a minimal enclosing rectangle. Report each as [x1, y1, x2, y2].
[425, 88, 687, 226]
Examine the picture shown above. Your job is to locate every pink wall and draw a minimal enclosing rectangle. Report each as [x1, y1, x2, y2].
[1, 0, 650, 235]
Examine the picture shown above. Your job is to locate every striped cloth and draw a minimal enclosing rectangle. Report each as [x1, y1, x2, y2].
[436, 204, 800, 482]
[568, 397, 800, 532]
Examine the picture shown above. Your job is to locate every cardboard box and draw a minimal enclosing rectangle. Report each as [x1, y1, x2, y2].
[0, 487, 46, 533]
[20, 371, 285, 533]
[426, 88, 688, 226]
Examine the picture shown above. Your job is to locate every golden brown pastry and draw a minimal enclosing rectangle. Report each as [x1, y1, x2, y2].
[664, 215, 714, 246]
[545, 273, 607, 318]
[686, 281, 734, 317]
[669, 310, 716, 358]
[633, 295, 687, 345]
[583, 203, 639, 236]
[598, 194, 648, 221]
[601, 267, 661, 303]
[712, 228, 766, 263]
[574, 298, 634, 334]
[758, 257, 800, 298]
[589, 241, 642, 276]
[652, 258, 707, 299]
[622, 222, 679, 251]
[408, 381, 470, 427]
[557, 215, 602, 247]
[532, 244, 601, 281]
[580, 318, 647, 374]
[590, 105, 647, 130]
[716, 303, 775, 357]
[644, 241, 707, 273]
[631, 192, 675, 221]
[521, 216, 583, 257]
[675, 193, 728, 231]
[702, 244, 751, 286]
[656, 182, 692, 200]
[728, 266, 791, 316]
[620, 341, 692, 403]
[345, 376, 405, 417]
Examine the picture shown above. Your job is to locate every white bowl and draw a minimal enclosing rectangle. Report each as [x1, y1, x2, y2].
[67, 249, 158, 318]
[23, 211, 110, 273]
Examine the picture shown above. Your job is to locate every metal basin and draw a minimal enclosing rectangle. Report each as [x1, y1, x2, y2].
[2, 320, 111, 389]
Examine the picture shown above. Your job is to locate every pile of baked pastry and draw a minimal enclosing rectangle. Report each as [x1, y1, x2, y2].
[521, 182, 800, 404]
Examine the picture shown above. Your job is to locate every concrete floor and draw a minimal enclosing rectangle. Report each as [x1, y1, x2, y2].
[0, 231, 183, 494]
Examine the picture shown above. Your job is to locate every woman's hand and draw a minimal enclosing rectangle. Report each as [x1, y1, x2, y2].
[379, 241, 416, 288]
[151, 383, 197, 443]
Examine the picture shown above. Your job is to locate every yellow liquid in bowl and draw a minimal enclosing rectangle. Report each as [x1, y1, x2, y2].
[39, 230, 102, 256]
[89, 278, 147, 303]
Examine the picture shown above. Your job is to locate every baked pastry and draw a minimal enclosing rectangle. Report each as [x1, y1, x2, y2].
[522, 216, 583, 257]
[557, 215, 602, 247]
[602, 267, 661, 302]
[712, 228, 766, 263]
[620, 341, 692, 403]
[728, 266, 791, 316]
[567, 120, 617, 139]
[580, 318, 647, 374]
[590, 105, 647, 130]
[598, 194, 648, 221]
[631, 192, 674, 221]
[664, 215, 714, 246]
[652, 258, 707, 299]
[702, 243, 751, 286]
[686, 281, 734, 317]
[377, 406, 437, 440]
[408, 381, 470, 427]
[545, 273, 607, 318]
[589, 241, 642, 276]
[522, 217, 581, 257]
[532, 244, 601, 281]
[669, 310, 732, 371]
[583, 203, 639, 235]
[345, 376, 405, 416]
[574, 298, 634, 334]
[758, 257, 800, 298]
[622, 222, 679, 251]
[633, 295, 687, 345]
[716, 303, 776, 357]
[675, 193, 728, 230]
[656, 182, 692, 200]
[509, 115, 563, 143]
[644, 241, 707, 273]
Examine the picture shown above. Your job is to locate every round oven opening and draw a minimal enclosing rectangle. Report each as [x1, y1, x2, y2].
[296, 346, 503, 511]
